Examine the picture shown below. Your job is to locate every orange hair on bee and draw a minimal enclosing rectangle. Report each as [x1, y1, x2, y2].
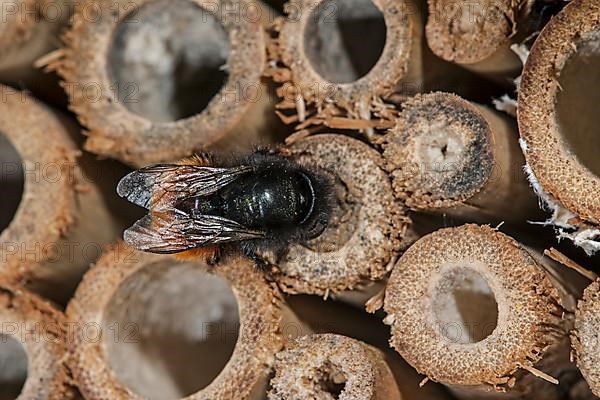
[174, 245, 221, 263]
[176, 153, 213, 166]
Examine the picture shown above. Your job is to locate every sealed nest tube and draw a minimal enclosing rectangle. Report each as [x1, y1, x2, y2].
[50, 0, 284, 167]
[382, 224, 581, 399]
[65, 242, 288, 400]
[424, 0, 530, 78]
[0, 282, 76, 400]
[266, 0, 421, 133]
[261, 134, 409, 296]
[268, 333, 402, 400]
[379, 92, 539, 222]
[518, 0, 600, 254]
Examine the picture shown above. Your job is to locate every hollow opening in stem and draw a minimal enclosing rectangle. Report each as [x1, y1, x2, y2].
[0, 334, 28, 400]
[303, 175, 360, 253]
[0, 133, 24, 233]
[431, 266, 498, 344]
[109, 0, 230, 122]
[303, 0, 386, 84]
[555, 29, 600, 178]
[103, 261, 240, 400]
[315, 361, 347, 399]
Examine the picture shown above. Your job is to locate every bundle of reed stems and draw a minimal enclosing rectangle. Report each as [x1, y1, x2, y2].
[0, 0, 598, 399]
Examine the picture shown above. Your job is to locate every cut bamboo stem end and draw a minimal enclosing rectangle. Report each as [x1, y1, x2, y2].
[518, 0, 600, 254]
[266, 0, 421, 131]
[66, 242, 285, 400]
[263, 134, 409, 296]
[380, 92, 538, 222]
[51, 0, 283, 167]
[268, 333, 402, 400]
[383, 224, 575, 398]
[573, 280, 600, 397]
[425, 0, 525, 78]
[286, 295, 453, 400]
[0, 85, 119, 303]
[0, 281, 75, 399]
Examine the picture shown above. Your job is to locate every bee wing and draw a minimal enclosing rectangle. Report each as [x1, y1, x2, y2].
[117, 164, 253, 209]
[123, 210, 265, 254]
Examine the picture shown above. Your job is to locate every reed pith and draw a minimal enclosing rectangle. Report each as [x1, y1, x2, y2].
[0, 281, 75, 399]
[573, 280, 600, 397]
[51, 0, 284, 167]
[380, 92, 538, 222]
[0, 86, 119, 303]
[268, 333, 402, 400]
[383, 224, 578, 398]
[517, 0, 600, 254]
[266, 0, 421, 133]
[65, 242, 285, 399]
[261, 134, 409, 296]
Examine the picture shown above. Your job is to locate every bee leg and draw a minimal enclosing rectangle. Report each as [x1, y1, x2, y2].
[274, 147, 292, 157]
[243, 247, 275, 273]
[246, 250, 270, 272]
[206, 247, 222, 266]
[254, 146, 291, 157]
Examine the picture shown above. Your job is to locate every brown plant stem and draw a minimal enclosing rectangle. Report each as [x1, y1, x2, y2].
[0, 281, 75, 399]
[0, 85, 119, 304]
[573, 280, 600, 397]
[383, 224, 587, 399]
[266, 0, 421, 134]
[0, 0, 72, 103]
[269, 334, 402, 400]
[517, 0, 600, 255]
[261, 134, 410, 296]
[65, 242, 290, 400]
[380, 92, 539, 223]
[286, 295, 453, 400]
[425, 0, 530, 79]
[50, 0, 287, 167]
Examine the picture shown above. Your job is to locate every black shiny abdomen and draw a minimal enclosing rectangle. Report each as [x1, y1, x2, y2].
[179, 164, 316, 231]
[220, 166, 314, 229]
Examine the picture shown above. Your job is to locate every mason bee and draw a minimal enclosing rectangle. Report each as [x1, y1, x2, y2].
[117, 149, 332, 266]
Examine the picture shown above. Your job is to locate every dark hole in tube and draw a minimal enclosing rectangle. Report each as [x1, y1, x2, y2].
[0, 334, 28, 400]
[0, 133, 24, 233]
[103, 262, 240, 400]
[109, 0, 230, 122]
[555, 30, 600, 178]
[303, 0, 387, 84]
